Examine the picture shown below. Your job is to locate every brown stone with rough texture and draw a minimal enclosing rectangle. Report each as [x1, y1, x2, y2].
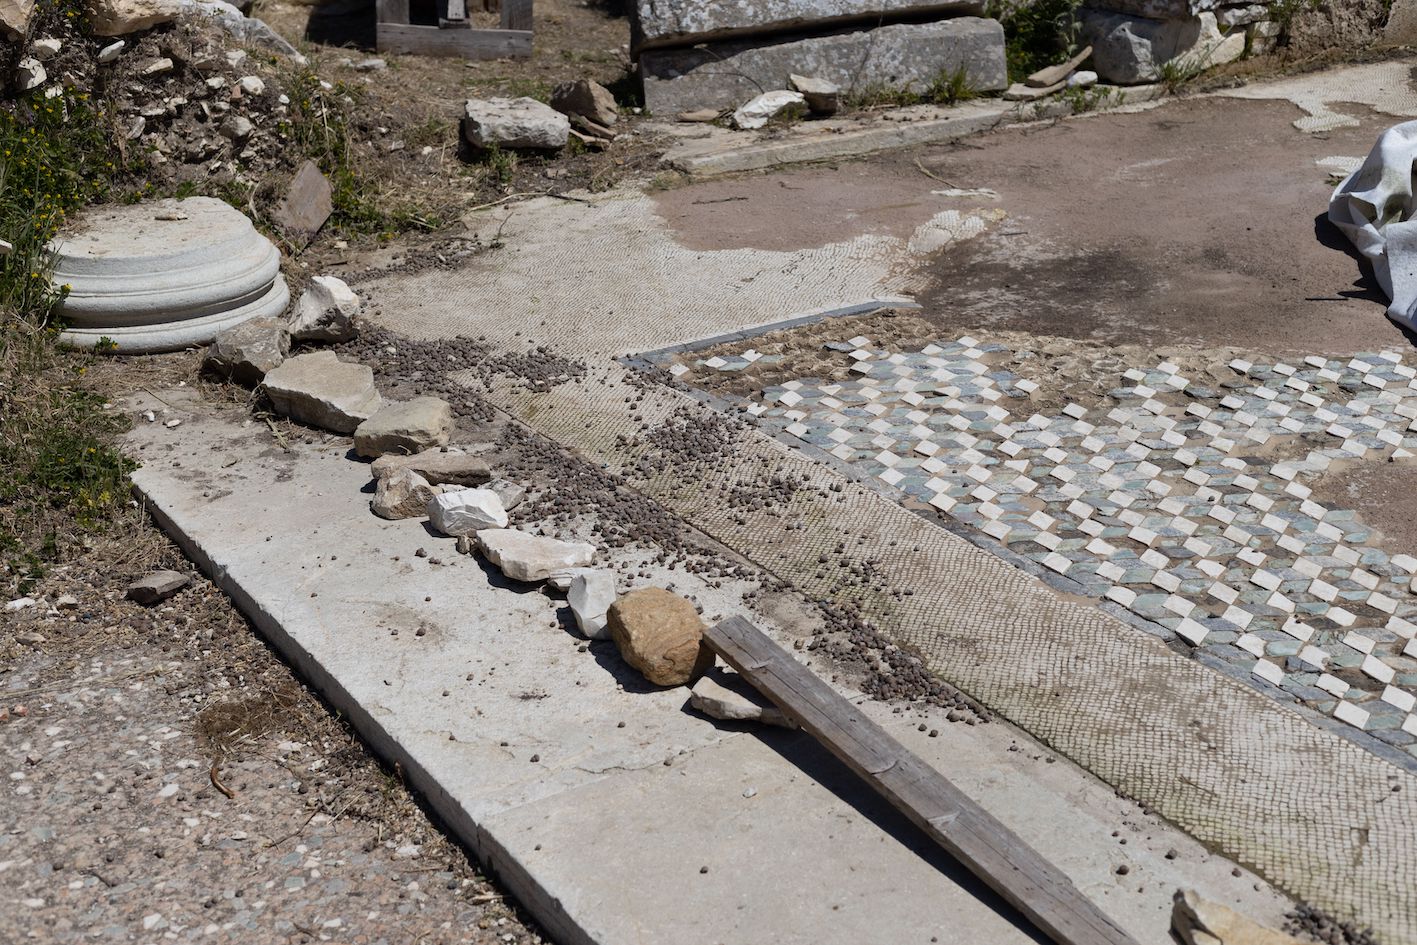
[370, 468, 437, 520]
[608, 588, 714, 687]
[354, 396, 453, 458]
[272, 160, 333, 248]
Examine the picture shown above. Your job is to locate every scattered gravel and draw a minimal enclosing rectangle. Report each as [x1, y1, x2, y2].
[1285, 902, 1380, 945]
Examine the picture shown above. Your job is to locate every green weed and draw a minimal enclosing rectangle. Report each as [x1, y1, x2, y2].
[988, 0, 1085, 84]
[847, 65, 979, 110]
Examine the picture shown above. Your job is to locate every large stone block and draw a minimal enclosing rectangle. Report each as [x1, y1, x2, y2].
[632, 0, 986, 52]
[1082, 0, 1220, 18]
[1079, 9, 1244, 84]
[640, 18, 1007, 117]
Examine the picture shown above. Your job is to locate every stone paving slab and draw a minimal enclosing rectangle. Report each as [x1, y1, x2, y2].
[126, 406, 1290, 945]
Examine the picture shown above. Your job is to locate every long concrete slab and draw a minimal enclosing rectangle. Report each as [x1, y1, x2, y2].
[127, 400, 1292, 945]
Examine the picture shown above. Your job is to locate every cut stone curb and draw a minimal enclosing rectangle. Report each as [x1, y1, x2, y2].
[640, 18, 1007, 117]
[126, 410, 1295, 945]
[354, 396, 454, 458]
[631, 0, 987, 51]
[261, 350, 381, 434]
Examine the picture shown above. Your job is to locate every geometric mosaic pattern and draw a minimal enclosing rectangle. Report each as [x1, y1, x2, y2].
[678, 335, 1417, 761]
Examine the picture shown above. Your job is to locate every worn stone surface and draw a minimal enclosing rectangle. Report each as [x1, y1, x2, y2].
[550, 79, 618, 126]
[1084, 0, 1219, 17]
[87, 0, 177, 35]
[354, 396, 454, 458]
[370, 467, 437, 520]
[632, 0, 987, 51]
[476, 529, 594, 583]
[1217, 3, 1270, 27]
[0, 0, 34, 38]
[428, 488, 507, 536]
[370, 448, 493, 487]
[485, 477, 526, 511]
[125, 570, 189, 605]
[272, 160, 333, 248]
[261, 350, 381, 434]
[546, 566, 598, 592]
[1386, 0, 1417, 45]
[290, 275, 360, 343]
[733, 90, 806, 130]
[462, 98, 569, 151]
[689, 673, 796, 727]
[788, 73, 840, 114]
[567, 569, 616, 639]
[640, 18, 1007, 116]
[607, 588, 713, 687]
[1080, 9, 1243, 84]
[202, 316, 290, 386]
[1171, 890, 1302, 945]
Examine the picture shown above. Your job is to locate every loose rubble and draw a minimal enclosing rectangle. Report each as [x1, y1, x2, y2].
[462, 97, 570, 151]
[370, 467, 439, 520]
[567, 569, 616, 639]
[428, 488, 508, 537]
[371, 448, 493, 487]
[476, 529, 595, 583]
[202, 316, 289, 385]
[125, 570, 190, 605]
[689, 673, 796, 727]
[290, 275, 361, 343]
[261, 351, 382, 434]
[354, 396, 454, 458]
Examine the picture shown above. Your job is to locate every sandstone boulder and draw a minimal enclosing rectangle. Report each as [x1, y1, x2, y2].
[476, 529, 594, 583]
[354, 396, 454, 458]
[370, 448, 492, 487]
[261, 350, 381, 434]
[203, 316, 289, 385]
[371, 468, 436, 520]
[607, 588, 713, 687]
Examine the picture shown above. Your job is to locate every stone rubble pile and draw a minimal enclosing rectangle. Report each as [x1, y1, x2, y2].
[630, 0, 1008, 117]
[461, 77, 622, 155]
[1078, 0, 1278, 84]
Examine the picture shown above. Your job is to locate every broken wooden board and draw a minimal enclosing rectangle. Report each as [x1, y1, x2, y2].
[703, 616, 1142, 945]
[1004, 78, 1066, 101]
[376, 24, 531, 57]
[1026, 45, 1092, 87]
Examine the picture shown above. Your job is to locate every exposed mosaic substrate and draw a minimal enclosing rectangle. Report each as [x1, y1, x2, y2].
[676, 336, 1417, 760]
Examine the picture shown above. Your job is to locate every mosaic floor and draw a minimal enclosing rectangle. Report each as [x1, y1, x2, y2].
[674, 334, 1417, 761]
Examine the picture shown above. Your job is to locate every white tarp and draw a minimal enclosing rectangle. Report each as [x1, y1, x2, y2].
[1329, 120, 1417, 330]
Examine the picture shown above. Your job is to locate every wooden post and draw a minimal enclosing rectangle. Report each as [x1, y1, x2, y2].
[500, 0, 531, 31]
[703, 616, 1142, 945]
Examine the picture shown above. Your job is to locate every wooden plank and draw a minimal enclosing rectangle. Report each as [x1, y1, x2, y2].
[376, 0, 409, 26]
[500, 0, 532, 31]
[376, 24, 532, 57]
[703, 616, 1142, 945]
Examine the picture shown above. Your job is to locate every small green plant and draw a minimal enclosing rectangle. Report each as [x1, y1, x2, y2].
[847, 66, 979, 110]
[1155, 53, 1209, 92]
[1058, 83, 1122, 114]
[503, 77, 552, 103]
[988, 0, 1085, 84]
[479, 142, 518, 185]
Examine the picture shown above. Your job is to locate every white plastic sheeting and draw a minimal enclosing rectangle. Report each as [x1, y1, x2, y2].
[1329, 121, 1417, 330]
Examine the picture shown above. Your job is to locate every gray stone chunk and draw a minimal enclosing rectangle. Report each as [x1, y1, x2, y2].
[568, 569, 616, 639]
[788, 73, 841, 114]
[428, 488, 507, 536]
[486, 477, 526, 511]
[203, 316, 289, 386]
[289, 275, 360, 343]
[640, 18, 1007, 117]
[126, 570, 189, 605]
[354, 396, 454, 458]
[262, 350, 381, 434]
[689, 673, 797, 728]
[370, 468, 437, 520]
[550, 79, 619, 126]
[632, 0, 986, 51]
[1079, 9, 1242, 84]
[476, 529, 595, 583]
[462, 98, 569, 151]
[370, 448, 492, 487]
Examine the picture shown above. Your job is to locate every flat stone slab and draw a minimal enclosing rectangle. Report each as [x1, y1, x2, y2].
[640, 18, 1007, 118]
[127, 407, 1292, 945]
[632, 0, 986, 51]
[463, 97, 569, 151]
[261, 350, 382, 434]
